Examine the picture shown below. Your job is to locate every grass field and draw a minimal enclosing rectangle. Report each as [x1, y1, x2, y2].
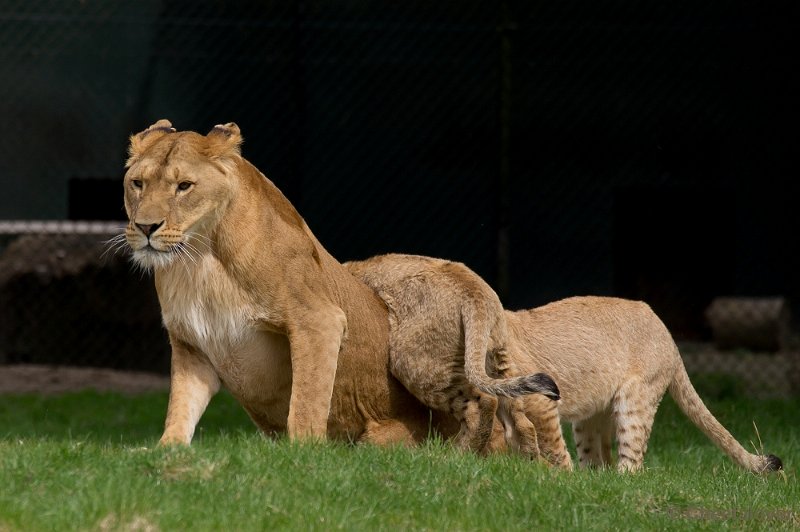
[1, 389, 798, 531]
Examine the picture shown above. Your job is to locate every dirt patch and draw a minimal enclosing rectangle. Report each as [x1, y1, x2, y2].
[0, 364, 169, 395]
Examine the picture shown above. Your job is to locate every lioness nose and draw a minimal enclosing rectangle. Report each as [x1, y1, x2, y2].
[136, 221, 164, 237]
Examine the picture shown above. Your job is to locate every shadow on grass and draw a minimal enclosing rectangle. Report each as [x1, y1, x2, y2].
[0, 390, 255, 444]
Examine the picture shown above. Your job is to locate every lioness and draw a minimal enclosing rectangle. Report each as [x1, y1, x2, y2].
[348, 254, 783, 473]
[121, 120, 455, 445]
[344, 253, 560, 456]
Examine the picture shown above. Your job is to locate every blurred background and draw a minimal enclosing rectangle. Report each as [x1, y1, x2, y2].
[0, 1, 797, 396]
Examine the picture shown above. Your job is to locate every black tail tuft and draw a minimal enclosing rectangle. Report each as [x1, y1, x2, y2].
[763, 454, 783, 472]
[519, 373, 560, 401]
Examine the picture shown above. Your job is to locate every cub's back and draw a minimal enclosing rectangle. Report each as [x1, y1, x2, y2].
[344, 253, 504, 346]
[506, 296, 680, 420]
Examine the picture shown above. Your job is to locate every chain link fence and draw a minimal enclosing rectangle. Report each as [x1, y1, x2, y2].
[1, 1, 798, 396]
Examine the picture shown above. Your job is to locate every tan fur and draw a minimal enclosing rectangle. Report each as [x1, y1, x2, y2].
[347, 253, 782, 473]
[506, 296, 781, 473]
[122, 120, 457, 446]
[344, 253, 560, 457]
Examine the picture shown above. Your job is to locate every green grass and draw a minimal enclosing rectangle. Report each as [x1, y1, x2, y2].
[0, 391, 798, 531]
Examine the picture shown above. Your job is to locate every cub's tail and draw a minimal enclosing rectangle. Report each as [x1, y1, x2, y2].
[462, 299, 560, 401]
[494, 371, 561, 400]
[668, 349, 782, 474]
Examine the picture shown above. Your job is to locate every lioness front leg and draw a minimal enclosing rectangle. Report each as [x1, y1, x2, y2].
[284, 306, 347, 439]
[160, 338, 221, 445]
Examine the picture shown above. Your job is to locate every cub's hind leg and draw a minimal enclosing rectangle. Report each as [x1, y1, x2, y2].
[450, 388, 498, 454]
[390, 352, 497, 454]
[573, 410, 614, 469]
[490, 347, 571, 468]
[522, 394, 573, 469]
[496, 397, 541, 460]
[612, 379, 661, 472]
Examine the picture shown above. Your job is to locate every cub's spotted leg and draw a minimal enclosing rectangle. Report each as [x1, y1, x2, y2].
[599, 418, 614, 466]
[497, 397, 541, 460]
[490, 348, 570, 468]
[612, 380, 661, 472]
[450, 390, 498, 453]
[388, 359, 498, 454]
[572, 411, 613, 468]
[523, 394, 573, 469]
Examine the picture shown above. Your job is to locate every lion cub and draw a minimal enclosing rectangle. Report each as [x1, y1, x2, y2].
[344, 253, 560, 456]
[350, 251, 783, 473]
[505, 296, 782, 473]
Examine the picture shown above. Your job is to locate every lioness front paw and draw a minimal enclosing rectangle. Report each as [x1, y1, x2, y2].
[158, 433, 191, 446]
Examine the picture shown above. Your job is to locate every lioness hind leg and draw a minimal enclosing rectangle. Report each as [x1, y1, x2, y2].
[360, 418, 428, 447]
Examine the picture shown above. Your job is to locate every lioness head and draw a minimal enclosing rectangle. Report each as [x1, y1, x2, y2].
[123, 119, 243, 270]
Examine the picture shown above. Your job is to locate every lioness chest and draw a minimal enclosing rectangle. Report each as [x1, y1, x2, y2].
[155, 256, 292, 428]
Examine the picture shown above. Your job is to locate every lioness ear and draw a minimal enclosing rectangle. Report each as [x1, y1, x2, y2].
[126, 119, 176, 167]
[205, 122, 243, 158]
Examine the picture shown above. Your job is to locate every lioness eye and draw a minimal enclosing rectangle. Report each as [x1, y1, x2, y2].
[132, 179, 143, 189]
[177, 181, 193, 191]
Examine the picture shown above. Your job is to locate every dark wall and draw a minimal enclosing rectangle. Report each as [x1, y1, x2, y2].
[1, 1, 797, 340]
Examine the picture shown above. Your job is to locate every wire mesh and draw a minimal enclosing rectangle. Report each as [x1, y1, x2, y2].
[0, 1, 797, 395]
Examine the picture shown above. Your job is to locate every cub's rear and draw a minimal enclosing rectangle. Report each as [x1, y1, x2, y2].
[345, 253, 560, 458]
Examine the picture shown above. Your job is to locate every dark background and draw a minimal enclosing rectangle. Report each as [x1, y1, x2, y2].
[1, 1, 797, 343]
